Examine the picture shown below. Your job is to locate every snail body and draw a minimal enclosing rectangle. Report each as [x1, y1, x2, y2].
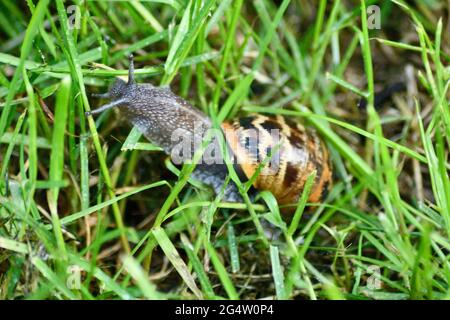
[87, 55, 332, 205]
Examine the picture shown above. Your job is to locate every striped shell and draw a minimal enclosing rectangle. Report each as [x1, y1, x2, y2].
[222, 114, 332, 205]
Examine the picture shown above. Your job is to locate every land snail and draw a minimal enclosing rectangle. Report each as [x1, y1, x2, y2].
[86, 55, 332, 207]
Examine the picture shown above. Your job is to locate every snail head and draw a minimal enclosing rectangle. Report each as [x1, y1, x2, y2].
[86, 54, 136, 117]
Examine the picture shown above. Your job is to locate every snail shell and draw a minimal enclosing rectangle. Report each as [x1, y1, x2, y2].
[222, 115, 331, 205]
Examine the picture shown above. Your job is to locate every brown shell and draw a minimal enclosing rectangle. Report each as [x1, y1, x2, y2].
[222, 114, 332, 205]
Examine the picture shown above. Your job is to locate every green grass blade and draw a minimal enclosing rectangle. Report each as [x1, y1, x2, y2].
[152, 227, 203, 299]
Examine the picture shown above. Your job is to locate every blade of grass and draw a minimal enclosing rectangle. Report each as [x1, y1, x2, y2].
[0, 111, 26, 193]
[152, 227, 203, 299]
[47, 76, 71, 260]
[270, 245, 286, 299]
[227, 222, 240, 274]
[204, 240, 239, 300]
[288, 170, 317, 236]
[180, 234, 216, 299]
[121, 255, 164, 299]
[0, 237, 28, 254]
[60, 181, 170, 225]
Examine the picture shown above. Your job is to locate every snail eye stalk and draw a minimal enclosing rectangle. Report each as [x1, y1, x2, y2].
[85, 98, 128, 117]
[91, 92, 111, 99]
[127, 54, 135, 85]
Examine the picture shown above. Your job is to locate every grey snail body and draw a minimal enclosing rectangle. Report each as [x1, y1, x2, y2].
[87, 55, 332, 205]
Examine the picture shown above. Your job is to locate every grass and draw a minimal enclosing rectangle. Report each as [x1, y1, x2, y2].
[0, 0, 450, 300]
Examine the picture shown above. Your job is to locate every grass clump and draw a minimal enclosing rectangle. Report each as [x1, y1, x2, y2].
[1, 0, 450, 300]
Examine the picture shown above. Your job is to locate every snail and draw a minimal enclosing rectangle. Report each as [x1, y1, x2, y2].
[86, 55, 332, 206]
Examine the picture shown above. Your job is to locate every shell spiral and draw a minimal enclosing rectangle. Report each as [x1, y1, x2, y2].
[222, 114, 332, 205]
